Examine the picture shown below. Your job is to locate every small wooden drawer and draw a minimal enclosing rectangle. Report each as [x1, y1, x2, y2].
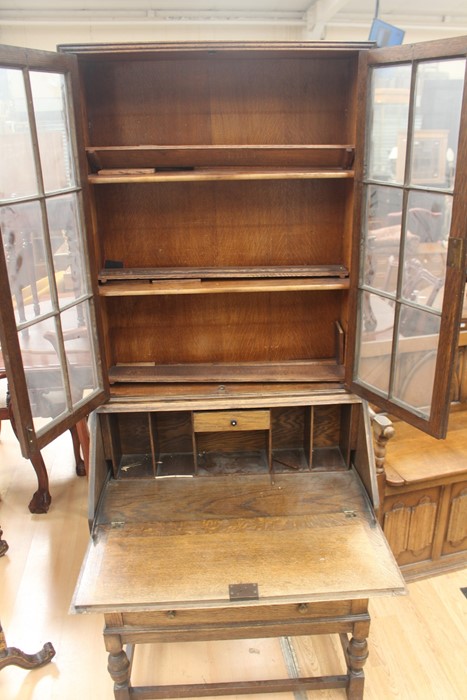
[121, 599, 358, 629]
[193, 410, 270, 433]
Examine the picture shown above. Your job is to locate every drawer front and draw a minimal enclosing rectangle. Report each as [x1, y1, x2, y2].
[121, 599, 358, 629]
[193, 410, 270, 433]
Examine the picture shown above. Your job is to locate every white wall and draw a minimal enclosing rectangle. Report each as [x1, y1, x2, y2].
[0, 24, 302, 52]
[0, 20, 465, 52]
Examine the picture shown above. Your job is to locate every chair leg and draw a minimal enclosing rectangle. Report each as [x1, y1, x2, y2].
[70, 425, 86, 477]
[28, 450, 52, 514]
[8, 409, 51, 513]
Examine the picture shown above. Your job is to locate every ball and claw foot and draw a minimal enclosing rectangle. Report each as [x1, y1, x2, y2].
[75, 456, 86, 477]
[28, 488, 52, 514]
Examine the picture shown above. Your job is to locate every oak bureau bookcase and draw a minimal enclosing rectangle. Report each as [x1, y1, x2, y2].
[0, 37, 466, 699]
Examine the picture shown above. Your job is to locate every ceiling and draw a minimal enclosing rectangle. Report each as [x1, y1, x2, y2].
[0, 0, 467, 39]
[1, 1, 467, 39]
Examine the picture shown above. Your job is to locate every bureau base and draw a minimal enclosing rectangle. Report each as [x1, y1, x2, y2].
[103, 601, 370, 700]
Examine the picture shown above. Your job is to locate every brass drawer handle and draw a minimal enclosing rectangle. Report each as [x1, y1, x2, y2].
[166, 610, 177, 619]
[298, 603, 308, 614]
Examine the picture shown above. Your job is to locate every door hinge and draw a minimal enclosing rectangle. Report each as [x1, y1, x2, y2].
[110, 520, 125, 529]
[26, 426, 35, 446]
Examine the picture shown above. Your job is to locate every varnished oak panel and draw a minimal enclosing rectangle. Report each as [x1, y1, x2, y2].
[86, 145, 355, 172]
[94, 180, 352, 269]
[107, 361, 345, 385]
[104, 291, 343, 367]
[73, 471, 405, 613]
[106, 381, 348, 402]
[82, 56, 358, 147]
[381, 411, 467, 578]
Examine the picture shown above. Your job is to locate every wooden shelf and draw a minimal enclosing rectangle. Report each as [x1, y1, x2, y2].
[108, 360, 345, 384]
[98, 277, 349, 296]
[100, 265, 348, 280]
[89, 167, 355, 183]
[98, 266, 349, 296]
[99, 265, 349, 281]
[86, 144, 355, 173]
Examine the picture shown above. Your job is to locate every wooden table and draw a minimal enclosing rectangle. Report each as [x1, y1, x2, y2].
[72, 471, 406, 699]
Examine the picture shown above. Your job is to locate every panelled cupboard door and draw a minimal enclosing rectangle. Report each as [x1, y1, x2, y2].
[0, 45, 107, 457]
[348, 36, 467, 438]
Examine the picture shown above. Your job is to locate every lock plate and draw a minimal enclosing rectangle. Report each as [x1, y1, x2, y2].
[229, 583, 259, 601]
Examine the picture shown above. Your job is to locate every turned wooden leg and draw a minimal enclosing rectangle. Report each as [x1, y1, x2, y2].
[342, 634, 369, 700]
[106, 635, 132, 700]
[28, 450, 52, 514]
[0, 621, 55, 672]
[70, 425, 86, 477]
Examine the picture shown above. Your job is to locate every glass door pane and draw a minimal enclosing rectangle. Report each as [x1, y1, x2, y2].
[0, 53, 104, 444]
[352, 48, 467, 436]
[0, 67, 39, 199]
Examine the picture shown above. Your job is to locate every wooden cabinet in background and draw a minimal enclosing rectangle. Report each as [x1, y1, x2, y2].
[380, 410, 467, 580]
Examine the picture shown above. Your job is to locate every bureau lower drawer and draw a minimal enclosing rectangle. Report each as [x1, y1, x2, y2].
[193, 409, 271, 433]
[119, 599, 361, 630]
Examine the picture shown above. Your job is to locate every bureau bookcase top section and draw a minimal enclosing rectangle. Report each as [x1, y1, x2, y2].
[61, 42, 359, 385]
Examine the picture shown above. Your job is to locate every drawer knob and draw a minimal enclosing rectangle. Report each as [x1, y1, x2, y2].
[167, 610, 177, 619]
[298, 603, 308, 614]
[231, 420, 237, 427]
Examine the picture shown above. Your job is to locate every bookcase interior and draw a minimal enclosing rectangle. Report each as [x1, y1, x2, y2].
[75, 46, 360, 388]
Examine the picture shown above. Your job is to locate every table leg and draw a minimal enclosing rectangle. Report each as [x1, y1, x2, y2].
[106, 633, 132, 700]
[340, 633, 369, 700]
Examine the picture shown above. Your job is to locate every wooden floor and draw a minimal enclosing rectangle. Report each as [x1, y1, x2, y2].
[0, 421, 466, 700]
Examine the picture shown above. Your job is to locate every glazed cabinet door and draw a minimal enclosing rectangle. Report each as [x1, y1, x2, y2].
[348, 37, 467, 437]
[0, 45, 106, 457]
